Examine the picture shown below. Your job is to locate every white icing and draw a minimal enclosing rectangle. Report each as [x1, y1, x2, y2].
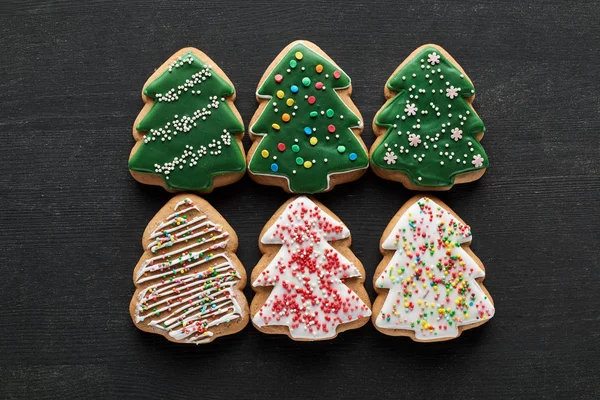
[253, 196, 371, 339]
[375, 197, 494, 340]
[134, 198, 243, 344]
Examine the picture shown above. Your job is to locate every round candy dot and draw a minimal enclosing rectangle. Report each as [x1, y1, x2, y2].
[275, 74, 283, 83]
[349, 153, 358, 161]
[304, 127, 312, 135]
[304, 161, 313, 169]
[286, 98, 294, 106]
[270, 163, 279, 172]
[292, 144, 300, 153]
[316, 64, 323, 73]
[326, 109, 335, 118]
[327, 124, 336, 133]
[290, 85, 299, 93]
[277, 143, 286, 152]
[295, 51, 303, 60]
[272, 123, 281, 130]
[333, 71, 341, 79]
[276, 90, 285, 99]
[315, 82, 323, 90]
[309, 111, 318, 118]
[307, 96, 316, 105]
[261, 150, 269, 158]
[282, 113, 291, 122]
[302, 77, 311, 87]
[337, 145, 346, 153]
[289, 59, 297, 68]
[310, 137, 318, 146]
[295, 157, 304, 165]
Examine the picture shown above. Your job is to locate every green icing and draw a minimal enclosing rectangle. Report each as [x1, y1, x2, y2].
[128, 51, 245, 191]
[248, 42, 368, 193]
[371, 46, 488, 187]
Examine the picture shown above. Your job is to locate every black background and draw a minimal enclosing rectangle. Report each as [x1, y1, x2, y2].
[1, 1, 599, 399]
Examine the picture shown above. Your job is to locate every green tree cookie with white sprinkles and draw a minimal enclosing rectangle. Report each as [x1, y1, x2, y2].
[128, 48, 246, 193]
[370, 44, 488, 190]
[247, 41, 368, 194]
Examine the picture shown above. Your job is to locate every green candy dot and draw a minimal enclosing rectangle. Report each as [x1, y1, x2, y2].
[289, 60, 297, 68]
[326, 108, 335, 118]
[295, 157, 304, 165]
[337, 145, 346, 153]
[292, 144, 300, 153]
[302, 77, 311, 87]
[309, 111, 318, 118]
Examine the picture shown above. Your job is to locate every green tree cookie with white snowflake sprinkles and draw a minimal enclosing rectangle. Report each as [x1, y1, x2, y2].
[370, 44, 488, 190]
[247, 41, 368, 194]
[128, 48, 246, 193]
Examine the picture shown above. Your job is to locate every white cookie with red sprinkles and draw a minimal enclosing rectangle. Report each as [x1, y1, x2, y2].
[251, 196, 371, 340]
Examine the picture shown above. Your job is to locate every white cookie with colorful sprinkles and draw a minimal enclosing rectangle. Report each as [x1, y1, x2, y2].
[251, 196, 371, 340]
[372, 196, 494, 341]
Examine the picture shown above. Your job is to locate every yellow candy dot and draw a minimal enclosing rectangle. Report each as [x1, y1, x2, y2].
[261, 150, 269, 158]
[276, 90, 285, 99]
[295, 51, 303, 60]
[316, 64, 323, 73]
[309, 137, 318, 145]
[303, 160, 312, 168]
[282, 113, 291, 122]
[286, 98, 294, 106]
[272, 123, 280, 130]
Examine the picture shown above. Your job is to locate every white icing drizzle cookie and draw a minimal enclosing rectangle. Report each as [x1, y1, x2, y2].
[130, 195, 249, 344]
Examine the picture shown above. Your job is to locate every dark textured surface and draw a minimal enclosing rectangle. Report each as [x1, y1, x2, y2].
[1, 1, 599, 399]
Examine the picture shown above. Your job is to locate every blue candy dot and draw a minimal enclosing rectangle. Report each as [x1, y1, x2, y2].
[270, 163, 279, 172]
[290, 85, 299, 93]
[304, 127, 312, 135]
[349, 152, 358, 161]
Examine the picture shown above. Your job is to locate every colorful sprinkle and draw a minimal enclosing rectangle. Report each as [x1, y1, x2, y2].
[282, 113, 291, 122]
[316, 64, 323, 73]
[326, 109, 335, 118]
[275, 74, 283, 83]
[270, 163, 279, 172]
[272, 123, 281, 131]
[286, 98, 295, 106]
[302, 77, 311, 87]
[333, 71, 341, 79]
[303, 161, 313, 168]
[349, 153, 358, 161]
[295, 157, 304, 165]
[307, 96, 316, 105]
[310, 137, 318, 146]
[328, 124, 336, 133]
[315, 82, 324, 90]
[295, 51, 303, 60]
[290, 85, 299, 93]
[277, 143, 286, 152]
[337, 145, 346, 153]
[276, 90, 285, 99]
[289, 59, 297, 68]
[292, 144, 300, 153]
[261, 150, 269, 158]
[304, 127, 312, 135]
[309, 111, 318, 117]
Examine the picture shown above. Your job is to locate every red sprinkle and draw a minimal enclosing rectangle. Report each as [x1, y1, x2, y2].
[277, 143, 286, 152]
[333, 71, 341, 79]
[328, 124, 336, 133]
[307, 96, 316, 104]
[275, 74, 283, 83]
[315, 82, 323, 90]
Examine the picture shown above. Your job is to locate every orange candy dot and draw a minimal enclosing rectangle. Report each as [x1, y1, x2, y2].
[282, 113, 291, 122]
[316, 64, 323, 73]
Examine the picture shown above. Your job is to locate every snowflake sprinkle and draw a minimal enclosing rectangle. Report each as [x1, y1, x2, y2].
[472, 154, 484, 167]
[450, 128, 463, 141]
[384, 151, 398, 164]
[446, 86, 459, 99]
[404, 103, 418, 116]
[408, 134, 422, 147]
[428, 52, 441, 65]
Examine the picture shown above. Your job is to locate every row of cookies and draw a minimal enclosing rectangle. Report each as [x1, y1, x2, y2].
[128, 41, 488, 194]
[130, 195, 494, 343]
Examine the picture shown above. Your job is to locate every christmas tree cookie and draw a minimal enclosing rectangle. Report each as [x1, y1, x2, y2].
[251, 196, 371, 340]
[130, 195, 249, 344]
[128, 48, 246, 193]
[247, 41, 368, 194]
[370, 44, 488, 190]
[373, 196, 494, 341]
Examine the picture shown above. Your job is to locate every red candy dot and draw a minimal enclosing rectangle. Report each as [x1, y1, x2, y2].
[328, 124, 336, 133]
[315, 82, 323, 90]
[333, 71, 341, 79]
[277, 143, 286, 152]
[275, 74, 283, 83]
[307, 96, 316, 104]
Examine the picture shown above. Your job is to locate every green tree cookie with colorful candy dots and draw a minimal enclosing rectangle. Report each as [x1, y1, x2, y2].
[248, 41, 368, 194]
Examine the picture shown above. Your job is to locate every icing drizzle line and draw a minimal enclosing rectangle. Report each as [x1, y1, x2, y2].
[133, 198, 243, 343]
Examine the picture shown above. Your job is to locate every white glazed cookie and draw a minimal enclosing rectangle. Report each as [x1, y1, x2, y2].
[251, 196, 371, 340]
[372, 196, 494, 341]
